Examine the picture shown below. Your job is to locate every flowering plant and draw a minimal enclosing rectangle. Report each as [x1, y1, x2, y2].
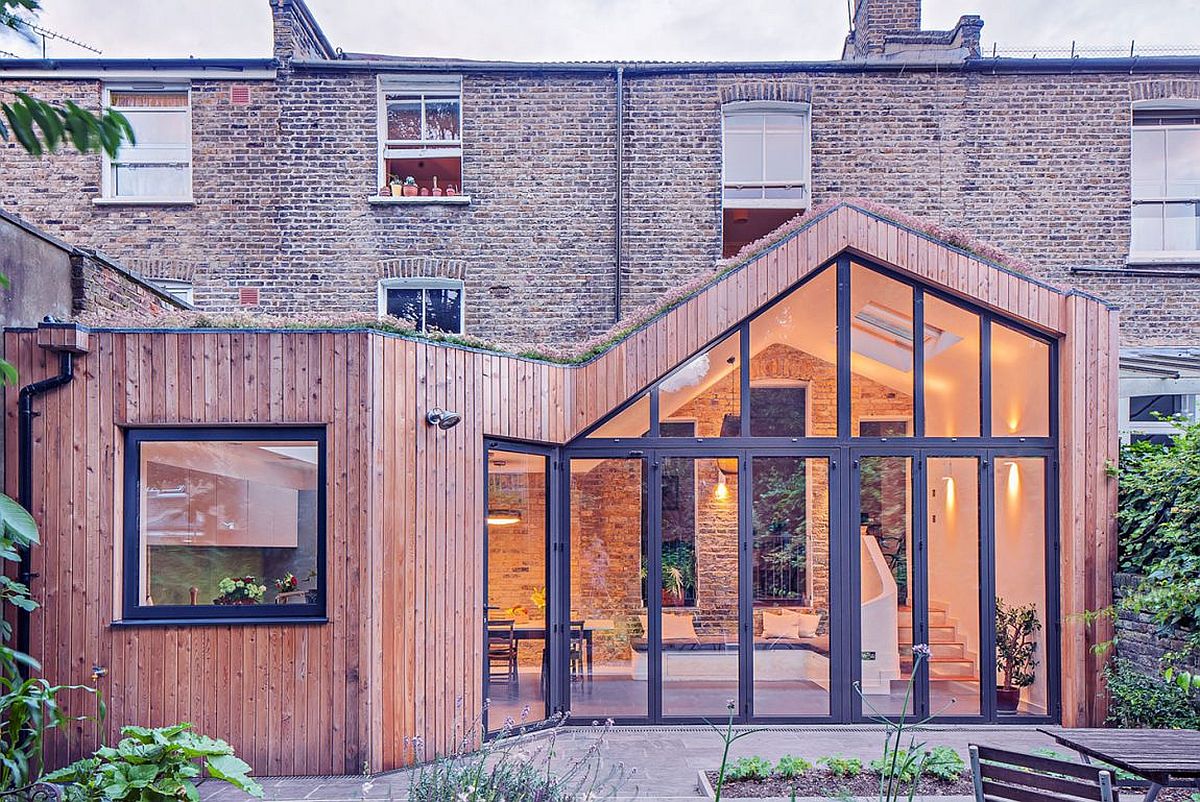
[214, 576, 266, 605]
[273, 572, 299, 594]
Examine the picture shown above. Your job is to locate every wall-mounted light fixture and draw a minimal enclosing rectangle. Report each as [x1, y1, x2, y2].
[426, 408, 463, 429]
[486, 509, 522, 526]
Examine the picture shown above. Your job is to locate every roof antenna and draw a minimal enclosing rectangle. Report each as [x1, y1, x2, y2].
[28, 22, 102, 58]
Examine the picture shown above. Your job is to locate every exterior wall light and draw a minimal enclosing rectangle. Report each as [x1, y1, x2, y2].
[426, 408, 463, 429]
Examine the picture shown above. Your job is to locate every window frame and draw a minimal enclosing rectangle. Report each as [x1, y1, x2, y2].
[376, 75, 464, 196]
[120, 425, 328, 625]
[101, 83, 194, 204]
[721, 100, 812, 210]
[1130, 105, 1200, 263]
[376, 276, 466, 334]
[150, 278, 194, 306]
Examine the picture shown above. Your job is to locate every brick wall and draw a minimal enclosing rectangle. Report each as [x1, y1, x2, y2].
[1113, 572, 1200, 676]
[70, 253, 184, 317]
[2, 58, 1199, 347]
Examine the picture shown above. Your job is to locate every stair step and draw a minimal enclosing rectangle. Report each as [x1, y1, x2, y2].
[900, 642, 967, 659]
[897, 609, 950, 627]
[899, 624, 958, 642]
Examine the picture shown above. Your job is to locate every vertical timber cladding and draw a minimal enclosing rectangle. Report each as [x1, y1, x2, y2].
[5, 205, 1117, 775]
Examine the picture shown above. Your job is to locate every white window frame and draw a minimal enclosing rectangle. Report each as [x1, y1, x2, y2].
[100, 83, 193, 204]
[376, 75, 464, 197]
[721, 100, 812, 210]
[1119, 390, 1199, 445]
[1129, 102, 1200, 264]
[376, 277, 465, 335]
[151, 278, 194, 305]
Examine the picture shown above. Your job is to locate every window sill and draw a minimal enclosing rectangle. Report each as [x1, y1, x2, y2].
[369, 195, 471, 206]
[110, 616, 328, 628]
[93, 197, 195, 207]
[1127, 251, 1200, 267]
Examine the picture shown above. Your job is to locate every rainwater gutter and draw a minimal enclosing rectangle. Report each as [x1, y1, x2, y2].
[615, 65, 624, 323]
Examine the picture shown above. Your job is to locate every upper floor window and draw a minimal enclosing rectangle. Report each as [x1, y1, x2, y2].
[151, 278, 194, 305]
[378, 76, 463, 200]
[1132, 108, 1200, 260]
[103, 85, 192, 203]
[721, 101, 811, 258]
[378, 277, 464, 334]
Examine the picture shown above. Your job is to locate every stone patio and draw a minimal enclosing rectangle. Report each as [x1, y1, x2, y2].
[200, 725, 1065, 801]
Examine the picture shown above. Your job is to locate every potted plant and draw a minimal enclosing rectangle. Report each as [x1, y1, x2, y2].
[273, 571, 299, 601]
[213, 575, 266, 606]
[401, 176, 419, 197]
[660, 541, 696, 607]
[996, 597, 1041, 712]
[388, 174, 403, 195]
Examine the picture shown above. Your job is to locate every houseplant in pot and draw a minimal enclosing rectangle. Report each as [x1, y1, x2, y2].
[996, 596, 1041, 712]
[660, 540, 696, 607]
[214, 575, 266, 605]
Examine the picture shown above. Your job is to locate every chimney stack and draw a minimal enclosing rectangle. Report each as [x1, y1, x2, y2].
[843, 0, 983, 63]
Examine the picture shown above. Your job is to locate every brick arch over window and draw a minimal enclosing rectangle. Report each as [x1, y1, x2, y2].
[121, 257, 197, 283]
[377, 257, 468, 282]
[1131, 79, 1200, 103]
[718, 81, 813, 105]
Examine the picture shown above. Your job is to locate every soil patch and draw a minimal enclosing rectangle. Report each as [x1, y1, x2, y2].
[704, 768, 974, 798]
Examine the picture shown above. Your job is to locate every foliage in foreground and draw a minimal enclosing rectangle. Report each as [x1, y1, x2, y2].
[43, 724, 263, 802]
[406, 710, 631, 802]
[1105, 660, 1200, 729]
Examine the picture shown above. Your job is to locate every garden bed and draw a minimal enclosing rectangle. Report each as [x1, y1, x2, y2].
[701, 768, 974, 799]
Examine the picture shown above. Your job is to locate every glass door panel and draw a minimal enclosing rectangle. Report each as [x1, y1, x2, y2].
[751, 456, 831, 717]
[661, 456, 740, 717]
[994, 456, 1049, 717]
[485, 448, 549, 730]
[857, 455, 913, 716]
[568, 457, 648, 718]
[926, 456, 981, 716]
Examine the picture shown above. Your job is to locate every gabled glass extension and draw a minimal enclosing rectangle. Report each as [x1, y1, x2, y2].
[484, 254, 1058, 729]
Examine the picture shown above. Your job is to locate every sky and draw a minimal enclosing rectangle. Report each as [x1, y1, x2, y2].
[1, 0, 1198, 63]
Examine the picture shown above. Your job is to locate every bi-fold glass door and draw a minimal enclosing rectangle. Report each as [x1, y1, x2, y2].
[852, 451, 984, 721]
[851, 450, 1055, 722]
[564, 449, 837, 724]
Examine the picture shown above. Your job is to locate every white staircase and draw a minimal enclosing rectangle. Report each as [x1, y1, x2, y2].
[897, 601, 978, 682]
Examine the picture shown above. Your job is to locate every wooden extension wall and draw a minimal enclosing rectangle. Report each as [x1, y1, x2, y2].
[4, 202, 1117, 776]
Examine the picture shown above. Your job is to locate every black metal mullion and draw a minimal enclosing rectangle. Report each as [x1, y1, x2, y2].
[980, 316, 993, 438]
[837, 255, 852, 439]
[913, 454, 930, 720]
[831, 448, 851, 722]
[980, 452, 998, 722]
[740, 324, 751, 438]
[647, 452, 663, 722]
[739, 453, 753, 721]
[649, 388, 660, 438]
[848, 452, 864, 720]
[914, 290, 925, 438]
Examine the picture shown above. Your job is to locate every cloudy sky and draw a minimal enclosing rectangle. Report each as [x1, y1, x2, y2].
[1, 0, 1197, 62]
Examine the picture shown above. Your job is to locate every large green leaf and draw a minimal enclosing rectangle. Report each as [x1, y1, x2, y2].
[205, 754, 263, 798]
[0, 494, 38, 551]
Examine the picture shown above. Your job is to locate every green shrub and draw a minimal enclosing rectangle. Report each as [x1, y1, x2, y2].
[923, 747, 966, 781]
[819, 756, 862, 777]
[870, 749, 923, 783]
[1105, 660, 1200, 729]
[726, 756, 772, 782]
[775, 754, 811, 779]
[43, 723, 262, 802]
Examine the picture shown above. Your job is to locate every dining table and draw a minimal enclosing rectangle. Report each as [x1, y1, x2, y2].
[507, 619, 616, 684]
[1041, 728, 1200, 802]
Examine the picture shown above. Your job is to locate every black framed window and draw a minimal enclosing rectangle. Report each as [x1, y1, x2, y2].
[122, 426, 327, 623]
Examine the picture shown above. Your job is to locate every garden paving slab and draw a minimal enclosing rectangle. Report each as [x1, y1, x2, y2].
[199, 725, 1063, 802]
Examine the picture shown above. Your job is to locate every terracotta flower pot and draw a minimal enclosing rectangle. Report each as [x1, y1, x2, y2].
[402, 184, 418, 197]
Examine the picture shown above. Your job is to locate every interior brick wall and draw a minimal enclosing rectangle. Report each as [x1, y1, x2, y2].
[1, 61, 1195, 347]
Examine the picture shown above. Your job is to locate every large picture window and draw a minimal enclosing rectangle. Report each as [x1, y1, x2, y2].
[122, 427, 326, 622]
[103, 86, 192, 202]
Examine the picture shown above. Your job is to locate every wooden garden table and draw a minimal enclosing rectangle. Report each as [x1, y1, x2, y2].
[1042, 728, 1200, 802]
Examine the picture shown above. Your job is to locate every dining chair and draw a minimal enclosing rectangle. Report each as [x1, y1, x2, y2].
[486, 618, 519, 697]
[568, 619, 587, 685]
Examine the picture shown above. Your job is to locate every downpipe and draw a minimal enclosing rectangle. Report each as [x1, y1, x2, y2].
[15, 350, 74, 659]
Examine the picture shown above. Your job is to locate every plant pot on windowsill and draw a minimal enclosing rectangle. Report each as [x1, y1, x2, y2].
[214, 597, 260, 606]
[996, 686, 1022, 713]
[662, 589, 686, 608]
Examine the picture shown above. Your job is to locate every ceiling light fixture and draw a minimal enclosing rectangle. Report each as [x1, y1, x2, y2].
[486, 509, 522, 526]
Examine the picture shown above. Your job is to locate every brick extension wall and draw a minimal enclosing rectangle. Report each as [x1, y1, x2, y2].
[2, 38, 1199, 347]
[1113, 572, 1200, 677]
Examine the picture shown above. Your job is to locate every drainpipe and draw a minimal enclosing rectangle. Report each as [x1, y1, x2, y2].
[614, 65, 624, 324]
[16, 348, 75, 659]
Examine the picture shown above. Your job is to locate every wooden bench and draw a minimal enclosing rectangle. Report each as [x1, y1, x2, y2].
[970, 744, 1117, 802]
